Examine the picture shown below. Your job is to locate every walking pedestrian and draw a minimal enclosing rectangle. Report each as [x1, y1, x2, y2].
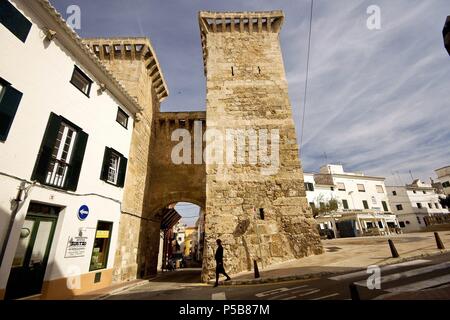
[214, 239, 231, 287]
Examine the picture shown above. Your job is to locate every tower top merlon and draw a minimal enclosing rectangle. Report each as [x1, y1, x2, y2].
[198, 11, 285, 76]
[83, 37, 169, 102]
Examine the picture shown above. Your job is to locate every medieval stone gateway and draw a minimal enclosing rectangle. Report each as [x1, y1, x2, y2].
[84, 10, 322, 284]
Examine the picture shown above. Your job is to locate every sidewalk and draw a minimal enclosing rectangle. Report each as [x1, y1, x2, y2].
[212, 231, 450, 286]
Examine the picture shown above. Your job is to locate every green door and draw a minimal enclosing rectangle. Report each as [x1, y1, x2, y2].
[5, 204, 59, 300]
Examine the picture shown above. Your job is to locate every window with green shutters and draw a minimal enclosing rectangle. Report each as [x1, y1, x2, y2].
[100, 147, 127, 187]
[0, 0, 32, 43]
[0, 77, 23, 141]
[32, 113, 88, 191]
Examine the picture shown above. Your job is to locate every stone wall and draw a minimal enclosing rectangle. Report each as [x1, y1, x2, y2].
[199, 12, 323, 281]
[83, 38, 167, 281]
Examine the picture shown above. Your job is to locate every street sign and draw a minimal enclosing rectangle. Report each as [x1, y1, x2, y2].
[77, 205, 89, 221]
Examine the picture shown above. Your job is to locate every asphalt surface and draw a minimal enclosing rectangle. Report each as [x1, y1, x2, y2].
[104, 252, 450, 300]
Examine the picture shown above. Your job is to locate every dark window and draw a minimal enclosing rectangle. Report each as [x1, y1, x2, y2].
[392, 191, 397, 196]
[116, 107, 128, 129]
[417, 203, 422, 209]
[413, 190, 417, 194]
[90, 221, 113, 271]
[31, 113, 88, 191]
[406, 221, 410, 224]
[423, 191, 427, 194]
[304, 182, 314, 192]
[396, 204, 403, 211]
[366, 222, 374, 229]
[362, 200, 369, 210]
[330, 187, 334, 191]
[417, 216, 421, 224]
[0, 77, 22, 141]
[399, 221, 406, 228]
[309, 202, 315, 210]
[259, 208, 265, 220]
[428, 203, 432, 209]
[443, 181, 450, 188]
[100, 147, 128, 187]
[382, 201, 389, 212]
[342, 199, 349, 209]
[0, 0, 32, 43]
[70, 66, 92, 97]
[378, 221, 383, 228]
[435, 203, 439, 209]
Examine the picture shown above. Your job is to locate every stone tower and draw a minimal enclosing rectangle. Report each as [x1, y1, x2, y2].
[83, 38, 169, 281]
[199, 11, 323, 281]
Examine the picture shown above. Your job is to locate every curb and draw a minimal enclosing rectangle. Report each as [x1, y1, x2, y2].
[207, 249, 449, 287]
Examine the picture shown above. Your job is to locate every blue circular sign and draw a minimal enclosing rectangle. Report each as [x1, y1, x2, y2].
[78, 205, 89, 221]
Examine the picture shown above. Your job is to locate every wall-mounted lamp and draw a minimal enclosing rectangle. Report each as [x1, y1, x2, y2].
[44, 28, 57, 41]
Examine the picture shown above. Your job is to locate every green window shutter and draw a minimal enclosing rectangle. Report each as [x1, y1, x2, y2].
[31, 113, 61, 183]
[65, 131, 88, 191]
[100, 147, 112, 182]
[0, 0, 32, 43]
[117, 156, 128, 187]
[0, 85, 23, 141]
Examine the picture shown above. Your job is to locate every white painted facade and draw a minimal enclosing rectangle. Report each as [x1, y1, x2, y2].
[387, 180, 449, 233]
[305, 165, 399, 238]
[0, 0, 140, 299]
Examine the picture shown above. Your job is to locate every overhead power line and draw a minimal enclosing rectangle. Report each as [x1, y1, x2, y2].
[299, 0, 315, 158]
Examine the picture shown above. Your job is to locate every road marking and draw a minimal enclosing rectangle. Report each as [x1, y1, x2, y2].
[355, 261, 450, 288]
[386, 274, 450, 293]
[312, 293, 340, 300]
[212, 292, 227, 300]
[298, 289, 320, 297]
[328, 259, 430, 281]
[255, 285, 307, 298]
[281, 296, 297, 300]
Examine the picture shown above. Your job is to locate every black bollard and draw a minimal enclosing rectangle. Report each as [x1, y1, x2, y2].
[254, 260, 260, 279]
[435, 232, 446, 250]
[388, 239, 400, 258]
[349, 283, 360, 300]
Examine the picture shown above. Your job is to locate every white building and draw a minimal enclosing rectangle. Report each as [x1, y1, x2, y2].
[387, 179, 449, 233]
[305, 164, 399, 238]
[0, 0, 142, 300]
[435, 166, 450, 196]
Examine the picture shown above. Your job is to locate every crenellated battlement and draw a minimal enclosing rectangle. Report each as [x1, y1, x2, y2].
[198, 11, 284, 75]
[83, 37, 169, 102]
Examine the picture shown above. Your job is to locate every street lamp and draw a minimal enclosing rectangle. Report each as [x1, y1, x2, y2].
[348, 191, 355, 210]
[444, 16, 450, 56]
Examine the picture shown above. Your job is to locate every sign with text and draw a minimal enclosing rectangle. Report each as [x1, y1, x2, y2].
[65, 235, 88, 258]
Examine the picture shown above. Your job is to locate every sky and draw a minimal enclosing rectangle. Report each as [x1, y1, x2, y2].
[50, 0, 450, 224]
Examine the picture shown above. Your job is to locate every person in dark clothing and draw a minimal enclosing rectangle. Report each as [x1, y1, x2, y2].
[214, 239, 231, 287]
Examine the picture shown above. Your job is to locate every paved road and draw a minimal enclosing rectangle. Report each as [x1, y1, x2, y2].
[104, 253, 450, 300]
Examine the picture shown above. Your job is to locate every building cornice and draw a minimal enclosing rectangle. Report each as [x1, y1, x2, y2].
[25, 0, 145, 116]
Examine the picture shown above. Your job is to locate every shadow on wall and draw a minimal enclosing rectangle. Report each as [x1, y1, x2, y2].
[233, 219, 252, 271]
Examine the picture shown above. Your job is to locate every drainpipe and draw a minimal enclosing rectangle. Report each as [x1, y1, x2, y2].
[0, 182, 27, 269]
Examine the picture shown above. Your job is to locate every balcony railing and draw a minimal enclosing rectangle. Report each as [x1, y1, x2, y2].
[45, 158, 69, 188]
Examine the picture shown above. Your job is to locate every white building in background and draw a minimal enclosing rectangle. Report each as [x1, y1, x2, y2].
[0, 0, 142, 300]
[435, 166, 450, 196]
[305, 164, 399, 238]
[387, 180, 449, 233]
